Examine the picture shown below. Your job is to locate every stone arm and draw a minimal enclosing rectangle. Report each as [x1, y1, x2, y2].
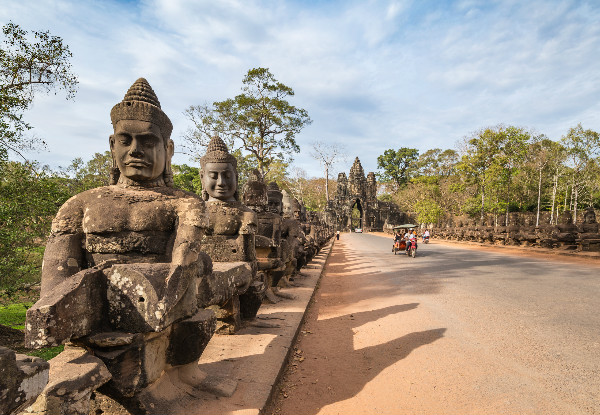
[40, 197, 85, 295]
[163, 198, 211, 312]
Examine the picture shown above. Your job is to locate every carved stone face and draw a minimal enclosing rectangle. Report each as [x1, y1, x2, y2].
[110, 120, 166, 182]
[201, 162, 237, 202]
[267, 195, 282, 215]
[584, 208, 596, 224]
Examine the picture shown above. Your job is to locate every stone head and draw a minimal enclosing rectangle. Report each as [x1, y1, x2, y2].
[242, 169, 267, 211]
[109, 78, 174, 186]
[266, 181, 283, 215]
[282, 190, 302, 220]
[199, 136, 238, 202]
[558, 210, 573, 225]
[584, 207, 597, 224]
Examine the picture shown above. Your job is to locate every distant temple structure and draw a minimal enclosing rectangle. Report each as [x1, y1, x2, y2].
[326, 157, 408, 231]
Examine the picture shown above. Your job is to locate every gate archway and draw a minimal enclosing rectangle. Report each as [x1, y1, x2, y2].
[351, 199, 363, 229]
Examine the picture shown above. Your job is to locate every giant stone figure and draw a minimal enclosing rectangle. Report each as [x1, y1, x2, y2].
[198, 137, 266, 331]
[25, 79, 216, 413]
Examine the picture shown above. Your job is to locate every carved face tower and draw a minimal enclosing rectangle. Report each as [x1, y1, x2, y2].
[109, 78, 174, 186]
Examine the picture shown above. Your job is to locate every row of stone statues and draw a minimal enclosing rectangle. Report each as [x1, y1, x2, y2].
[432, 210, 600, 251]
[2, 78, 332, 415]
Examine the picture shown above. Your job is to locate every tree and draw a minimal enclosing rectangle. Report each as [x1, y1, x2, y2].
[184, 67, 311, 176]
[561, 123, 600, 223]
[496, 126, 531, 225]
[171, 164, 201, 193]
[0, 22, 78, 159]
[310, 141, 346, 202]
[376, 147, 419, 190]
[0, 160, 71, 292]
[61, 151, 112, 194]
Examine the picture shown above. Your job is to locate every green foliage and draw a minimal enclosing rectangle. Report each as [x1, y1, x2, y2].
[378, 193, 393, 202]
[184, 67, 311, 176]
[172, 163, 201, 193]
[0, 302, 33, 329]
[0, 160, 72, 291]
[376, 147, 419, 189]
[61, 151, 111, 193]
[28, 345, 64, 361]
[0, 22, 78, 159]
[414, 199, 444, 224]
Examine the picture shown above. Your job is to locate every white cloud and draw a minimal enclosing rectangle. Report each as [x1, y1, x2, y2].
[1, 0, 599, 177]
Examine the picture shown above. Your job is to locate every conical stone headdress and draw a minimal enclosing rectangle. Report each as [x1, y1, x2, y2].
[267, 181, 283, 201]
[242, 169, 267, 208]
[110, 78, 173, 139]
[200, 136, 237, 168]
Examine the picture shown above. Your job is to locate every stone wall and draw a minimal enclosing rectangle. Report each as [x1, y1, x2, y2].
[430, 209, 600, 252]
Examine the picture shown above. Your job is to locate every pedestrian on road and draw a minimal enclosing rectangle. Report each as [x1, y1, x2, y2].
[336, 230, 340, 240]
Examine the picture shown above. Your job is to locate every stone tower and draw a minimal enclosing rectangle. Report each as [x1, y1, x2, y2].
[327, 157, 407, 231]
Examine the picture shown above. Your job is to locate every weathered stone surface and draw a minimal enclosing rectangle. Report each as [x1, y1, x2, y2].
[25, 267, 107, 349]
[24, 78, 216, 412]
[0, 347, 49, 415]
[167, 309, 216, 366]
[107, 263, 199, 332]
[199, 139, 264, 327]
[23, 345, 111, 415]
[327, 157, 408, 231]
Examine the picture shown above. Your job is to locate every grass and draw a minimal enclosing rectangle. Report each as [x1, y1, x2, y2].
[0, 301, 64, 360]
[0, 302, 33, 329]
[28, 345, 64, 360]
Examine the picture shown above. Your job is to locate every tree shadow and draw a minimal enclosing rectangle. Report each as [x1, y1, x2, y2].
[275, 302, 446, 415]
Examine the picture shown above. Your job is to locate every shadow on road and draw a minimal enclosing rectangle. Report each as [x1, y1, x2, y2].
[267, 239, 447, 415]
[275, 301, 446, 415]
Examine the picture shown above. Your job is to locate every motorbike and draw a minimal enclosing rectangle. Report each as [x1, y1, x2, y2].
[406, 239, 418, 258]
[423, 235, 430, 244]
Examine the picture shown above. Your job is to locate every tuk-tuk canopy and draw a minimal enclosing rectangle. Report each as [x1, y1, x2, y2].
[392, 224, 418, 230]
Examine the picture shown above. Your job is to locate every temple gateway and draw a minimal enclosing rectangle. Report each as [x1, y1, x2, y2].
[326, 157, 408, 232]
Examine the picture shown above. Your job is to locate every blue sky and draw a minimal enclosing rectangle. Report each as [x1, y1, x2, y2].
[2, 0, 600, 178]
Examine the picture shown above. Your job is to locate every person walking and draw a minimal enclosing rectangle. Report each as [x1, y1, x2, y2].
[336, 230, 340, 240]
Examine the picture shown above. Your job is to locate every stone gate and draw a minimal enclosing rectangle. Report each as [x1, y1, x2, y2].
[326, 157, 408, 231]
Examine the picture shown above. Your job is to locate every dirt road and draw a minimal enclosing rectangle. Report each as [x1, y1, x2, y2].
[265, 233, 600, 415]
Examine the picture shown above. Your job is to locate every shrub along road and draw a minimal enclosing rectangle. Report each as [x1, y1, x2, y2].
[266, 233, 600, 415]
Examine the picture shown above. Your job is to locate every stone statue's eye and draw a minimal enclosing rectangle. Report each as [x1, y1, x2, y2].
[118, 136, 131, 145]
[209, 172, 218, 179]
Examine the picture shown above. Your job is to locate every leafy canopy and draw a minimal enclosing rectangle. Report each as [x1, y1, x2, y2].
[0, 22, 78, 159]
[184, 67, 311, 176]
[376, 147, 419, 189]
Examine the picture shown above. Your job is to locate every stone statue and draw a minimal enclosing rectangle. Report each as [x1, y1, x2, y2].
[281, 190, 308, 279]
[242, 172, 285, 303]
[578, 207, 600, 251]
[198, 137, 265, 331]
[25, 79, 217, 412]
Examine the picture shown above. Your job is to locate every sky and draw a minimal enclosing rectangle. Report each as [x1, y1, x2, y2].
[2, 0, 600, 178]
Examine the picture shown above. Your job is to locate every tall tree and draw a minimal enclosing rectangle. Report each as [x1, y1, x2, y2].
[376, 147, 419, 190]
[184, 67, 311, 176]
[497, 126, 531, 224]
[310, 141, 346, 202]
[561, 123, 600, 223]
[457, 127, 504, 220]
[0, 22, 78, 159]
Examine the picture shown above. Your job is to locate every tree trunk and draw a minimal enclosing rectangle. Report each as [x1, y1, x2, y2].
[536, 167, 542, 227]
[505, 178, 511, 226]
[480, 187, 485, 222]
[550, 173, 558, 225]
[325, 165, 329, 202]
[574, 182, 579, 224]
[570, 175, 575, 211]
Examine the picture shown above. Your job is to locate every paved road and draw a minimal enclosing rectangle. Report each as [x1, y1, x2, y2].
[267, 233, 600, 415]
